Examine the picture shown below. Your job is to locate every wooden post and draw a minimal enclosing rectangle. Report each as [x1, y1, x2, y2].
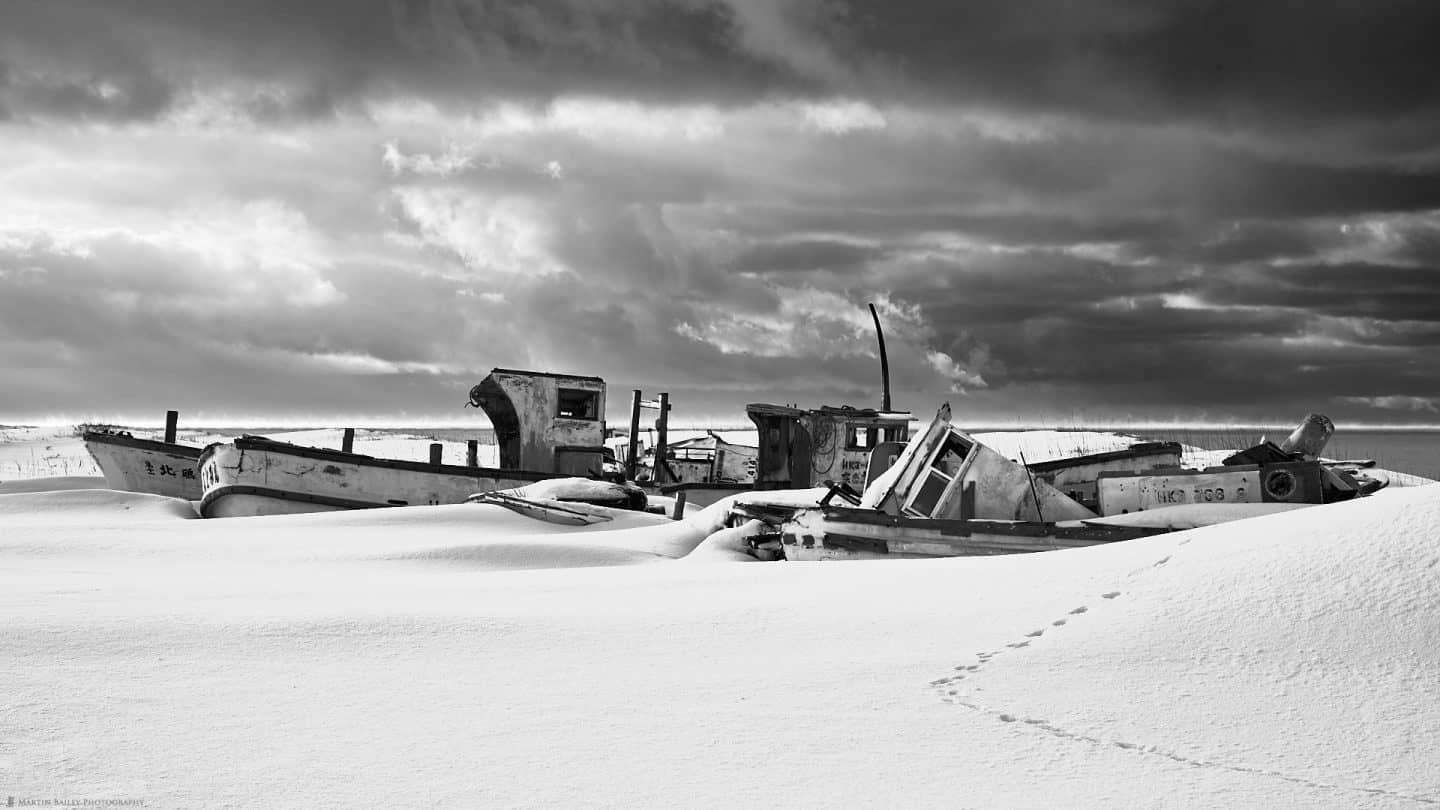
[164, 410, 179, 444]
[342, 428, 355, 453]
[430, 443, 443, 466]
[655, 392, 670, 486]
[626, 389, 642, 481]
[466, 440, 479, 468]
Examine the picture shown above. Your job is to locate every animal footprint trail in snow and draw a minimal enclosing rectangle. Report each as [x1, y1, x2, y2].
[928, 588, 1131, 702]
[933, 542, 1198, 708]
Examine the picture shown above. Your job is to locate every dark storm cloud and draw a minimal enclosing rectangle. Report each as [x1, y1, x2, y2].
[0, 0, 797, 123]
[730, 238, 886, 275]
[3, 0, 1436, 134]
[0, 59, 174, 122]
[5, 1, 1440, 424]
[858, 235, 1440, 416]
[833, 0, 1440, 127]
[1197, 264, 1440, 323]
[1172, 221, 1345, 266]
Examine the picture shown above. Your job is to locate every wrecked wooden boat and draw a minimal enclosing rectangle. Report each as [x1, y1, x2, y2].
[857, 404, 1096, 523]
[197, 368, 614, 518]
[1093, 413, 1380, 515]
[774, 404, 1163, 560]
[778, 505, 1168, 560]
[648, 432, 758, 487]
[82, 412, 203, 500]
[1026, 441, 1184, 513]
[748, 403, 913, 492]
[196, 435, 565, 518]
[1097, 463, 1313, 514]
[659, 404, 914, 516]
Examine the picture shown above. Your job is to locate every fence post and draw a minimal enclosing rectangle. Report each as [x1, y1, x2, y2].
[626, 389, 642, 480]
[655, 392, 670, 486]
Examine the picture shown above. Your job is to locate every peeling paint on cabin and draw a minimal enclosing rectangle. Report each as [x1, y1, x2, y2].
[469, 369, 607, 475]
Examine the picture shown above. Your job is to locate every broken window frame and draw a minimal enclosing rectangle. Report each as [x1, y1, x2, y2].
[845, 426, 873, 451]
[901, 434, 973, 518]
[556, 388, 600, 421]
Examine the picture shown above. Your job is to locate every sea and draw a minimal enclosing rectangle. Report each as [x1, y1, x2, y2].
[1133, 428, 1440, 481]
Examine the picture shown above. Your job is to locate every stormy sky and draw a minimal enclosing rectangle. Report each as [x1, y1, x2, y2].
[3, 0, 1440, 427]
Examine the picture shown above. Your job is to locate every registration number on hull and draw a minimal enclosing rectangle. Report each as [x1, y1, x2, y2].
[1098, 470, 1260, 514]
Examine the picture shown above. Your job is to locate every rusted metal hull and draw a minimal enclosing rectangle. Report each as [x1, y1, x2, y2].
[197, 435, 564, 518]
[779, 505, 1170, 561]
[83, 431, 203, 500]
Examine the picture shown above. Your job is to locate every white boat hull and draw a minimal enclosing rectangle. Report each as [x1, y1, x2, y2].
[780, 505, 1170, 561]
[83, 431, 202, 500]
[197, 436, 563, 518]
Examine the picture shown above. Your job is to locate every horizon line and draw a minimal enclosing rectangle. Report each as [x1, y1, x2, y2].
[9, 415, 1440, 433]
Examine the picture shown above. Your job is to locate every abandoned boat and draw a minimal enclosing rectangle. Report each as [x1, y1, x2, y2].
[660, 404, 915, 516]
[83, 412, 203, 500]
[644, 432, 759, 487]
[1026, 441, 1184, 513]
[778, 505, 1167, 560]
[196, 368, 614, 518]
[1092, 413, 1381, 515]
[772, 404, 1161, 560]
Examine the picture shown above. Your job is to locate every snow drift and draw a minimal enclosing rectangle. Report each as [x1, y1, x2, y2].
[0, 452, 1436, 807]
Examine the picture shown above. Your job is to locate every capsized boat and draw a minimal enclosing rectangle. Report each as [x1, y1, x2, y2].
[197, 368, 616, 518]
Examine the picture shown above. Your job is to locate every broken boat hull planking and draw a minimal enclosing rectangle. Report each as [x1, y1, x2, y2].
[83, 431, 203, 500]
[197, 436, 565, 518]
[779, 505, 1172, 561]
[1026, 442, 1185, 513]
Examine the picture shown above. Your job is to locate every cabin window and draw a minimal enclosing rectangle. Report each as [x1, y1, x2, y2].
[556, 388, 600, 420]
[903, 434, 973, 518]
[846, 427, 874, 450]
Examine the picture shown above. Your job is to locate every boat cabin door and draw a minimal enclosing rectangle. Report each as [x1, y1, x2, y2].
[554, 446, 605, 477]
[749, 408, 811, 490]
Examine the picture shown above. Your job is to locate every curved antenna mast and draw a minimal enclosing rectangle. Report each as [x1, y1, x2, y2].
[868, 303, 892, 411]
